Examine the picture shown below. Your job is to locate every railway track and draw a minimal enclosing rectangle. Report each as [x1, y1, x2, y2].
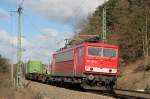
[86, 89, 150, 99]
[114, 89, 150, 99]
[28, 80, 150, 99]
[93, 89, 150, 99]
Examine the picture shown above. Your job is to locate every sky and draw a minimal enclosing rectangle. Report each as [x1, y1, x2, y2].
[0, 0, 106, 63]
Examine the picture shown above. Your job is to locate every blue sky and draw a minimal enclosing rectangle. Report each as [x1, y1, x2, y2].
[0, 0, 74, 38]
[0, 0, 105, 63]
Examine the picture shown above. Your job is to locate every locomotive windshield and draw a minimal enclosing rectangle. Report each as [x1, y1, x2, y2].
[103, 48, 116, 58]
[88, 47, 116, 58]
[88, 47, 102, 57]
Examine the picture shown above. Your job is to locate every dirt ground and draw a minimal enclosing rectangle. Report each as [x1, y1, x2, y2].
[0, 80, 114, 99]
[27, 81, 114, 99]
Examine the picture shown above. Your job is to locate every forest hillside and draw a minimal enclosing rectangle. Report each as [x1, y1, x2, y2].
[76, 0, 150, 62]
[75, 0, 150, 91]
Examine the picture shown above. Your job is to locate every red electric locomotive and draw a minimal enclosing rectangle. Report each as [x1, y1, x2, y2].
[51, 42, 119, 90]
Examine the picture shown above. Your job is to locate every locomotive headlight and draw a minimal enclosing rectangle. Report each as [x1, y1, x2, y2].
[112, 69, 117, 73]
[109, 69, 112, 73]
[90, 67, 93, 71]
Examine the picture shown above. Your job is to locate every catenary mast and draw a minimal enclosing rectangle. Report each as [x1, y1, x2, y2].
[102, 1, 107, 43]
[16, 0, 24, 88]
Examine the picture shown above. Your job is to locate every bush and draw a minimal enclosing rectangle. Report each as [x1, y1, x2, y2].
[0, 55, 10, 73]
[0, 80, 13, 88]
[145, 85, 150, 93]
[134, 57, 150, 72]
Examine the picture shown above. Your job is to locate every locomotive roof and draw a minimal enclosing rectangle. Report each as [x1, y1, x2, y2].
[53, 42, 118, 55]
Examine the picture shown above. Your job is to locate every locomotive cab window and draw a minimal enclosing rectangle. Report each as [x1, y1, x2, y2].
[88, 47, 102, 57]
[79, 47, 84, 56]
[103, 48, 116, 58]
[87, 47, 117, 58]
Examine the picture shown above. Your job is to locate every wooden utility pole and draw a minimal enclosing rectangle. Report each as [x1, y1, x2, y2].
[10, 13, 14, 85]
[11, 64, 14, 81]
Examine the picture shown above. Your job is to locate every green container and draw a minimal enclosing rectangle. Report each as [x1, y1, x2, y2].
[27, 60, 43, 74]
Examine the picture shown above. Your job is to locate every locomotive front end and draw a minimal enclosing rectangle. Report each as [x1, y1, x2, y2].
[82, 43, 119, 90]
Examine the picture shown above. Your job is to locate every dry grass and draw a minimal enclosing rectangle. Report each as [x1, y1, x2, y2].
[134, 57, 150, 72]
[117, 57, 150, 91]
[0, 74, 45, 99]
[0, 86, 46, 99]
[0, 79, 113, 99]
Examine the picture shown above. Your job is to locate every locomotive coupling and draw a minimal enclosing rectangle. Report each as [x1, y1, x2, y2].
[88, 74, 95, 80]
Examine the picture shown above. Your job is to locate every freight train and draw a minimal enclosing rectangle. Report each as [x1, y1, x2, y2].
[25, 42, 119, 90]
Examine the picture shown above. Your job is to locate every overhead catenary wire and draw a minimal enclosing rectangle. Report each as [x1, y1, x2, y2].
[17, 0, 108, 53]
[23, 11, 69, 47]
[22, 12, 64, 61]
[71, 0, 108, 42]
[22, 0, 100, 48]
[66, 0, 98, 42]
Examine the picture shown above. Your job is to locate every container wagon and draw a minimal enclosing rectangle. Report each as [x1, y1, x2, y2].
[25, 60, 43, 80]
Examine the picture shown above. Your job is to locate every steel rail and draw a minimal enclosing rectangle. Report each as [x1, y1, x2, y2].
[114, 89, 150, 99]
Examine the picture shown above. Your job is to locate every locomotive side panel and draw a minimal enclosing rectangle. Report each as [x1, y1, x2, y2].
[54, 60, 74, 76]
[74, 46, 85, 76]
[52, 49, 75, 76]
[51, 44, 86, 77]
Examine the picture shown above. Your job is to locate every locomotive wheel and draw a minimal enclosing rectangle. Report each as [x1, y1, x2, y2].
[42, 76, 46, 83]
